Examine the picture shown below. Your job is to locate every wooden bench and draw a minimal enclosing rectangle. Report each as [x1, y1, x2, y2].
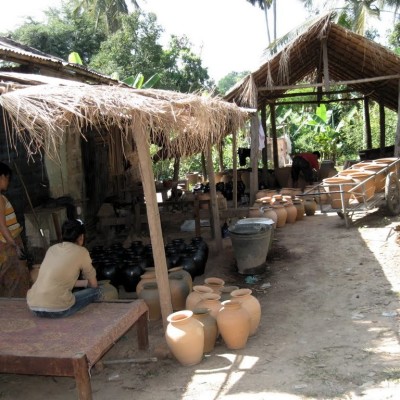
[0, 298, 149, 400]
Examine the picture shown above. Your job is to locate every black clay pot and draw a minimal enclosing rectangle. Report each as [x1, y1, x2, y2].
[191, 236, 209, 264]
[181, 255, 197, 279]
[172, 238, 186, 253]
[99, 259, 119, 287]
[166, 248, 181, 269]
[130, 241, 144, 256]
[121, 262, 143, 292]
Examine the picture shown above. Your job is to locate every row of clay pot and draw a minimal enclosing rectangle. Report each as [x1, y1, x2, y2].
[165, 276, 262, 366]
[322, 157, 398, 208]
[249, 194, 317, 228]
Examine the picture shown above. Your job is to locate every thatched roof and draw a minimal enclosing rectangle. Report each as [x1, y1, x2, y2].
[0, 73, 249, 161]
[224, 13, 400, 112]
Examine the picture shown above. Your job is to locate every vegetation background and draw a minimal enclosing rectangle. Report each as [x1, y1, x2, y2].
[3, 0, 400, 179]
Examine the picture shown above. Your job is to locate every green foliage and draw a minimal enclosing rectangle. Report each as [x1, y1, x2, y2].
[217, 71, 250, 95]
[7, 3, 107, 62]
[68, 51, 83, 64]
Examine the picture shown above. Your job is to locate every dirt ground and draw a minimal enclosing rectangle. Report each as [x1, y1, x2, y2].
[1, 206, 400, 400]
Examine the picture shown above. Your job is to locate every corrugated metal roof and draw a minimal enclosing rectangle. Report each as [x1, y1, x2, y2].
[0, 36, 122, 86]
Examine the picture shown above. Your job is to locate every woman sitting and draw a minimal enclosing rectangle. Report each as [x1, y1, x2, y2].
[27, 219, 102, 318]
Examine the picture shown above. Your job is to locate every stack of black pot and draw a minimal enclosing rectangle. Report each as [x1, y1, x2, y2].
[90, 236, 208, 293]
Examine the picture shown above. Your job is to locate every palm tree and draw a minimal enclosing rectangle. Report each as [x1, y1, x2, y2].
[246, 0, 276, 44]
[72, 0, 140, 33]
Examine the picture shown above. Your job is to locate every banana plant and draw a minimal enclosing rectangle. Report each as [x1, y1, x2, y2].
[121, 73, 160, 88]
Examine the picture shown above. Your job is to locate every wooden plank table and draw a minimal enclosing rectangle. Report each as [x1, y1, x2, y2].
[0, 298, 149, 400]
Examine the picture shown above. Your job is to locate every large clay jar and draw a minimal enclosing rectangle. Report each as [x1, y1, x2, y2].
[219, 285, 240, 302]
[304, 198, 317, 216]
[248, 207, 262, 218]
[204, 277, 225, 293]
[196, 293, 222, 319]
[217, 300, 251, 350]
[284, 202, 297, 224]
[192, 308, 218, 353]
[169, 273, 191, 311]
[262, 206, 278, 226]
[165, 310, 204, 366]
[98, 280, 119, 300]
[230, 288, 261, 336]
[293, 199, 305, 221]
[169, 266, 193, 292]
[361, 163, 387, 192]
[138, 282, 161, 321]
[349, 170, 376, 202]
[323, 176, 353, 208]
[185, 285, 213, 310]
[136, 268, 157, 296]
[272, 204, 287, 228]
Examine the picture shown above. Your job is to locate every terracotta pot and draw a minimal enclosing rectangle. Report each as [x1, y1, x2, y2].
[361, 163, 388, 192]
[348, 171, 376, 202]
[98, 280, 119, 300]
[165, 310, 204, 366]
[169, 266, 193, 291]
[204, 277, 225, 293]
[192, 308, 218, 353]
[136, 269, 157, 296]
[138, 282, 161, 321]
[169, 273, 191, 311]
[219, 285, 240, 302]
[230, 288, 261, 336]
[185, 285, 213, 310]
[272, 204, 287, 228]
[217, 300, 251, 350]
[284, 203, 297, 224]
[248, 207, 262, 218]
[304, 198, 317, 216]
[256, 190, 276, 200]
[196, 292, 222, 319]
[293, 199, 305, 221]
[322, 177, 353, 208]
[261, 206, 278, 226]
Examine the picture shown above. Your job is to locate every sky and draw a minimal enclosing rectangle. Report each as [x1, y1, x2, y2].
[1, 0, 314, 82]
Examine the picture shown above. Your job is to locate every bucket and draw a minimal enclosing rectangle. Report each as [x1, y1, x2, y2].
[228, 223, 272, 275]
[236, 217, 275, 253]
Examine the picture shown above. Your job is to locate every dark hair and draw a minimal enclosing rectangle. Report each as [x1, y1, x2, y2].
[62, 219, 86, 243]
[0, 162, 12, 179]
[312, 151, 321, 159]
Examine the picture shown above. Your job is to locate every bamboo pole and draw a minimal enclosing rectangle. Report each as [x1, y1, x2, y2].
[132, 116, 172, 330]
[363, 96, 372, 149]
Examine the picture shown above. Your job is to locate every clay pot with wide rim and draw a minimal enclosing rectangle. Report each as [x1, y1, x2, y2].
[204, 277, 225, 293]
[293, 199, 305, 221]
[272, 204, 287, 228]
[186, 285, 213, 310]
[219, 285, 240, 302]
[196, 293, 222, 319]
[322, 176, 353, 209]
[217, 300, 251, 350]
[138, 282, 161, 321]
[361, 163, 388, 192]
[284, 202, 297, 224]
[230, 288, 261, 336]
[165, 310, 204, 366]
[169, 272, 191, 311]
[136, 268, 157, 296]
[304, 198, 317, 216]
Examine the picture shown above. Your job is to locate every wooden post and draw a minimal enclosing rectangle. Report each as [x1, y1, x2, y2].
[132, 117, 172, 330]
[72, 353, 92, 400]
[232, 129, 238, 209]
[269, 103, 279, 168]
[363, 96, 372, 149]
[260, 103, 268, 187]
[250, 114, 259, 205]
[206, 142, 222, 251]
[201, 152, 208, 181]
[395, 80, 400, 157]
[322, 37, 330, 92]
[379, 98, 385, 154]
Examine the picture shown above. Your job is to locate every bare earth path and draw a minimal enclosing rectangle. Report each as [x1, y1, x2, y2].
[1, 208, 400, 400]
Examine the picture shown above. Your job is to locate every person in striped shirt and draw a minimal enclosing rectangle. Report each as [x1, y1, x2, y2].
[0, 162, 30, 297]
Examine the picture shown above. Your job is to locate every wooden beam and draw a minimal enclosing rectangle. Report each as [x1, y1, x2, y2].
[132, 117, 172, 330]
[321, 37, 330, 92]
[249, 114, 259, 205]
[276, 96, 365, 106]
[258, 74, 400, 92]
[363, 96, 372, 149]
[206, 142, 222, 251]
